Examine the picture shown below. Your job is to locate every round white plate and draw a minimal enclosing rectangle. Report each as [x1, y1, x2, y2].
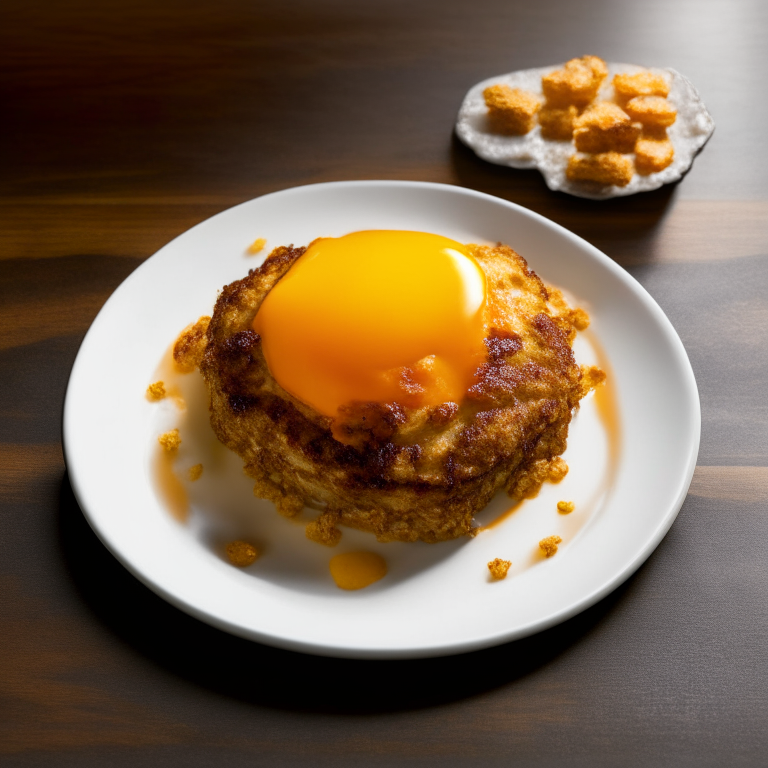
[63, 181, 700, 659]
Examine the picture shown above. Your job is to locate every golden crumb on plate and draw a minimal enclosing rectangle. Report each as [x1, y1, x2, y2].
[225, 540, 259, 567]
[613, 71, 670, 101]
[548, 456, 569, 483]
[306, 510, 342, 546]
[173, 316, 211, 373]
[188, 463, 203, 481]
[541, 56, 607, 107]
[573, 102, 642, 154]
[539, 535, 563, 558]
[158, 429, 181, 451]
[146, 381, 166, 400]
[538, 104, 579, 140]
[483, 84, 541, 135]
[635, 136, 675, 175]
[488, 558, 511, 580]
[567, 152, 634, 187]
[557, 500, 575, 514]
[248, 237, 267, 255]
[624, 96, 677, 128]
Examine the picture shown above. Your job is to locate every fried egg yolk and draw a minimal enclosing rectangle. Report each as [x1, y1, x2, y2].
[253, 230, 488, 418]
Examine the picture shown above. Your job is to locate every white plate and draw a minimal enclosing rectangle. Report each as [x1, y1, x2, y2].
[63, 181, 700, 659]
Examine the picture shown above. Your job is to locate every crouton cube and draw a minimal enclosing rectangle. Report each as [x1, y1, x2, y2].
[483, 84, 542, 135]
[541, 55, 608, 107]
[613, 71, 670, 102]
[624, 96, 677, 128]
[635, 136, 675, 175]
[573, 102, 642, 153]
[566, 152, 634, 187]
[538, 104, 579, 140]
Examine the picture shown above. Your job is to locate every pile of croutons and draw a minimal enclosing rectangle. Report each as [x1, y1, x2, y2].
[483, 56, 677, 187]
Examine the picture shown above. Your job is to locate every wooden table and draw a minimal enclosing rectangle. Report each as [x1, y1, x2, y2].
[3, 0, 767, 765]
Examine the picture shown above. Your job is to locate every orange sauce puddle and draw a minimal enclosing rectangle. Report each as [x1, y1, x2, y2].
[329, 552, 387, 590]
[478, 329, 621, 532]
[151, 342, 190, 522]
[154, 445, 189, 522]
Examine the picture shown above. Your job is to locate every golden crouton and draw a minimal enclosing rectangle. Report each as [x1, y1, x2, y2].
[635, 136, 675, 175]
[557, 500, 575, 514]
[613, 71, 670, 102]
[188, 463, 203, 481]
[225, 540, 259, 567]
[624, 96, 677, 128]
[573, 102, 642, 153]
[538, 104, 579, 140]
[488, 558, 511, 580]
[541, 56, 608, 107]
[483, 84, 542, 135]
[539, 535, 563, 558]
[566, 152, 634, 187]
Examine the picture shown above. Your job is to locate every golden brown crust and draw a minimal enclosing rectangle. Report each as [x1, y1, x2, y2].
[199, 242, 593, 543]
[174, 316, 211, 373]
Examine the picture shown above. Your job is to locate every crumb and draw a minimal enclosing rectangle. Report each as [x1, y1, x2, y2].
[483, 84, 542, 135]
[557, 500, 575, 514]
[566, 152, 634, 187]
[248, 237, 267, 255]
[225, 540, 259, 567]
[539, 535, 563, 558]
[538, 104, 579, 140]
[173, 316, 211, 373]
[188, 463, 203, 481]
[146, 381, 166, 400]
[635, 136, 675, 175]
[565, 307, 590, 331]
[573, 102, 642, 154]
[578, 365, 607, 397]
[542, 56, 608, 107]
[158, 429, 181, 452]
[306, 510, 342, 546]
[488, 558, 511, 580]
[624, 96, 677, 128]
[613, 71, 670, 102]
[548, 456, 569, 483]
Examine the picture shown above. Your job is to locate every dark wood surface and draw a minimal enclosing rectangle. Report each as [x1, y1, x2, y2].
[2, 1, 767, 765]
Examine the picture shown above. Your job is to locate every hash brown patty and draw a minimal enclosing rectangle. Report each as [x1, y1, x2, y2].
[185, 242, 599, 544]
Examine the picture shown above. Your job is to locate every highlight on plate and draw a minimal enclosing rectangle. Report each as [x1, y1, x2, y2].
[149, 229, 608, 588]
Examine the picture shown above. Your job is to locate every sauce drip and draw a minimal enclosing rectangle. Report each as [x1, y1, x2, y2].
[478, 329, 621, 532]
[329, 551, 387, 590]
[153, 443, 189, 522]
[253, 230, 488, 417]
[151, 343, 189, 522]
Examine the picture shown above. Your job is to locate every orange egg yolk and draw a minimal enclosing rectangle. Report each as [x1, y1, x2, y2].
[252, 230, 488, 418]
